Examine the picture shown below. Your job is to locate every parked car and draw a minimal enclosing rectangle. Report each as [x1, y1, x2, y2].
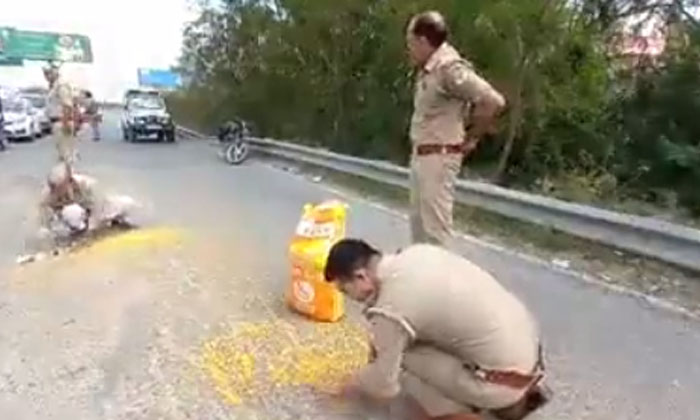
[2, 98, 42, 141]
[19, 86, 49, 96]
[22, 94, 52, 134]
[121, 96, 175, 142]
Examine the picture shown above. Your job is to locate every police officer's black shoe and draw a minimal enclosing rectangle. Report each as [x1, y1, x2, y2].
[491, 383, 553, 420]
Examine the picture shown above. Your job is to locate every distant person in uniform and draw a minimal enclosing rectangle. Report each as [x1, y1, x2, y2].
[0, 94, 6, 151]
[406, 11, 505, 246]
[44, 63, 80, 163]
[325, 239, 550, 420]
[81, 90, 101, 141]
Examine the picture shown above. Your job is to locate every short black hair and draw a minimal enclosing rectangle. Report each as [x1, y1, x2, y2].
[410, 11, 449, 48]
[324, 239, 380, 282]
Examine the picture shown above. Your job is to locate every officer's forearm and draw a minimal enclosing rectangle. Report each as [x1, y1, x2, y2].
[353, 367, 400, 401]
[38, 205, 54, 229]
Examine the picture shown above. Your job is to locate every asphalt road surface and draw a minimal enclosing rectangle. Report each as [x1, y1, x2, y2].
[0, 112, 699, 420]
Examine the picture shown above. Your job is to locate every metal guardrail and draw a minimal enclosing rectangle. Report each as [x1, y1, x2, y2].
[176, 126, 211, 140]
[177, 125, 700, 273]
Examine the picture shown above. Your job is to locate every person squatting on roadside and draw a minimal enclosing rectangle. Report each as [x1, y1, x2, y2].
[325, 239, 551, 420]
[35, 162, 139, 250]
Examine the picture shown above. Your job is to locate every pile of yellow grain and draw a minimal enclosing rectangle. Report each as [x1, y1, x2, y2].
[200, 320, 370, 405]
[76, 227, 184, 257]
[10, 227, 186, 287]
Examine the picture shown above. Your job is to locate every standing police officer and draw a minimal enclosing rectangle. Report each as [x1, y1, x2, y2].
[406, 11, 505, 246]
[44, 63, 79, 163]
[0, 94, 7, 152]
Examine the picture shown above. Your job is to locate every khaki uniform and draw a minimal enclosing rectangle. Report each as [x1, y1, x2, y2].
[38, 173, 134, 226]
[0, 104, 6, 151]
[410, 43, 503, 245]
[38, 174, 100, 230]
[36, 173, 138, 252]
[84, 97, 101, 140]
[47, 79, 77, 163]
[355, 245, 541, 416]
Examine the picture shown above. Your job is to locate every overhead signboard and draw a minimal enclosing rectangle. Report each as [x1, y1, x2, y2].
[0, 27, 14, 60]
[137, 68, 182, 89]
[0, 54, 23, 66]
[0, 27, 11, 51]
[0, 26, 92, 63]
[0, 29, 23, 65]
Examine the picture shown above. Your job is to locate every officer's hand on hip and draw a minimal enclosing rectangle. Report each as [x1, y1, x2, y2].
[462, 137, 480, 157]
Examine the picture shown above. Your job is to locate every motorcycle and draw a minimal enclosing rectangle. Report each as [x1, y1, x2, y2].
[217, 120, 251, 165]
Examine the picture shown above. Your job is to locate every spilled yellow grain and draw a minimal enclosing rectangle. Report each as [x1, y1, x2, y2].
[199, 319, 370, 405]
[10, 227, 186, 289]
[75, 227, 184, 257]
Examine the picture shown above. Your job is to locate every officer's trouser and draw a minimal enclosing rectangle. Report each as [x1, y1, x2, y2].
[409, 153, 462, 246]
[93, 195, 138, 228]
[54, 123, 77, 164]
[400, 345, 526, 417]
[0, 127, 6, 150]
[90, 117, 100, 140]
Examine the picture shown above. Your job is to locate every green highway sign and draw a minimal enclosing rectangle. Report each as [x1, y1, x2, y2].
[0, 29, 22, 65]
[0, 27, 92, 63]
[0, 54, 23, 66]
[0, 27, 13, 53]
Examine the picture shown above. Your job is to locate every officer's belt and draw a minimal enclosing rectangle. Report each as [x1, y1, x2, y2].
[466, 345, 545, 390]
[471, 366, 543, 390]
[415, 143, 464, 156]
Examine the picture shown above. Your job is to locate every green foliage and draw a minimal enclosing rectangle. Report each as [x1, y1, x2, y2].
[169, 0, 700, 217]
[611, 27, 700, 214]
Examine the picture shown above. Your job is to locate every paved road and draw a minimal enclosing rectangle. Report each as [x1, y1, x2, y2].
[0, 113, 699, 420]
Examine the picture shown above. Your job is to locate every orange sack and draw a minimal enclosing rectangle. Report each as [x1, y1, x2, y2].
[287, 200, 347, 322]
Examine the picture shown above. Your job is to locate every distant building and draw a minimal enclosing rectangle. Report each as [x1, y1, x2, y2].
[618, 34, 666, 58]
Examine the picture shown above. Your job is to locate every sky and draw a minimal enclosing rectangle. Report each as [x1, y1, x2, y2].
[0, 0, 198, 102]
